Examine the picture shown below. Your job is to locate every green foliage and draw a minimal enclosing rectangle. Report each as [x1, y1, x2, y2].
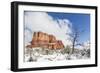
[41, 48, 53, 55]
[61, 46, 71, 54]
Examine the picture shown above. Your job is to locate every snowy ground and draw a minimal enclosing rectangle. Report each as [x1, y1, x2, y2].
[24, 47, 90, 62]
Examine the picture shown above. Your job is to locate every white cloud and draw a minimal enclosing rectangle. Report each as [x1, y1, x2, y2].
[24, 12, 72, 46]
[24, 29, 32, 44]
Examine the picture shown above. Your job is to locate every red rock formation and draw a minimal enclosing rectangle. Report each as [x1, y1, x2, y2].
[26, 31, 65, 49]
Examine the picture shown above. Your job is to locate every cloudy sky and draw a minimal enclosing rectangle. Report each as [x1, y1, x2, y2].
[24, 11, 90, 46]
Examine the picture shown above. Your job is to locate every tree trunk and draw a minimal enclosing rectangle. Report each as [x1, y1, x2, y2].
[71, 39, 75, 54]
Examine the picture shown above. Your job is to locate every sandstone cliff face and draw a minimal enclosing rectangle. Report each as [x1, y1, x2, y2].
[27, 32, 65, 49]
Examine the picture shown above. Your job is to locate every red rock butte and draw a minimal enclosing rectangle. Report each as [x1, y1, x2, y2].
[26, 31, 65, 50]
